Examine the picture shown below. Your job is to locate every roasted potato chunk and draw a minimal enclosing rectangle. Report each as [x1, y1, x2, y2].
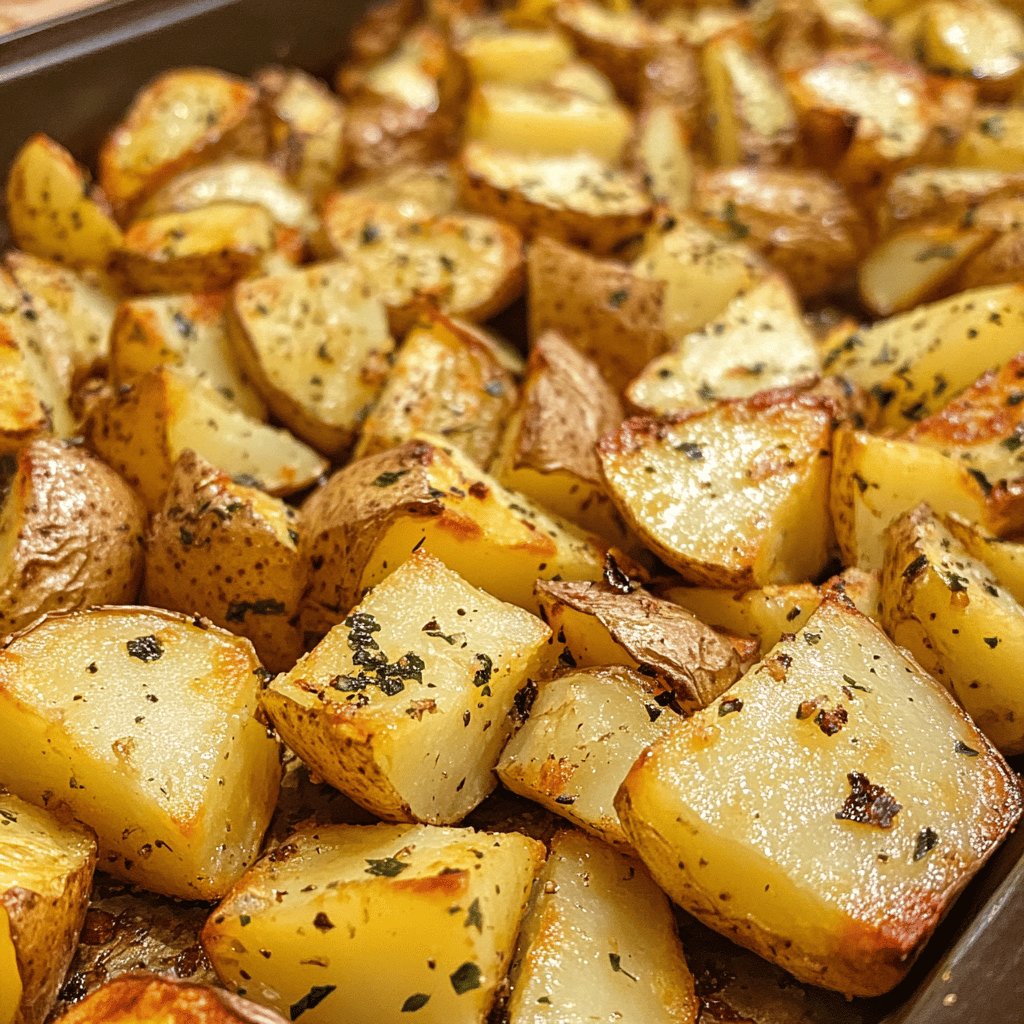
[145, 451, 305, 673]
[0, 607, 280, 898]
[228, 261, 394, 456]
[497, 669, 679, 846]
[0, 439, 145, 636]
[203, 822, 544, 1024]
[617, 593, 1023, 996]
[456, 21, 573, 86]
[633, 104, 695, 219]
[598, 392, 835, 587]
[942, 511, 1024, 605]
[266, 551, 551, 822]
[508, 829, 699, 1024]
[83, 366, 327, 511]
[5, 134, 123, 270]
[0, 793, 96, 1024]
[341, 163, 459, 220]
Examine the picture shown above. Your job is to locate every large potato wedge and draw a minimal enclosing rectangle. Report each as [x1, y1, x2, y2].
[598, 392, 835, 587]
[144, 451, 305, 673]
[507, 829, 699, 1024]
[202, 822, 544, 1024]
[617, 592, 1023, 996]
[0, 438, 145, 636]
[0, 607, 280, 898]
[228, 261, 394, 456]
[4, 134, 123, 270]
[98, 68, 266, 218]
[83, 366, 327, 511]
[265, 550, 551, 823]
[0, 793, 96, 1024]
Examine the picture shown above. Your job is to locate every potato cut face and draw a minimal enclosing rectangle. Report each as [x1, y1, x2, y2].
[266, 551, 551, 823]
[953, 107, 1024, 170]
[497, 668, 678, 847]
[598, 394, 834, 587]
[626, 274, 820, 414]
[881, 504, 1024, 755]
[634, 104, 694, 219]
[880, 166, 1024, 232]
[202, 821, 545, 1024]
[821, 284, 1024, 429]
[0, 793, 97, 1024]
[457, 23, 573, 85]
[229, 262, 395, 455]
[0, 607, 281, 899]
[509, 829, 698, 1024]
[617, 594, 1023, 996]
[341, 163, 458, 220]
[0, 323, 73, 453]
[942, 511, 1024, 606]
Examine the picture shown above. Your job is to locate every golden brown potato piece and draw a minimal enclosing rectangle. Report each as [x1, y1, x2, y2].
[5, 134, 124, 270]
[455, 19, 573, 86]
[340, 163, 459, 220]
[693, 167, 868, 299]
[0, 792, 96, 1024]
[343, 94, 457, 177]
[760, 0, 885, 72]
[952, 107, 1024, 171]
[98, 68, 266, 218]
[145, 451, 305, 673]
[0, 438, 145, 636]
[527, 237, 670, 391]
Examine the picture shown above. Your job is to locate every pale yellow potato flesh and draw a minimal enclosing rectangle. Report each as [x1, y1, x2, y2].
[458, 23, 573, 85]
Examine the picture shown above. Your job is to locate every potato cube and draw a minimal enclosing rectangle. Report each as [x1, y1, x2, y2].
[0, 607, 281, 898]
[457, 22, 573, 85]
[617, 593, 1023, 995]
[0, 793, 96, 1024]
[202, 821, 544, 1024]
[265, 551, 551, 823]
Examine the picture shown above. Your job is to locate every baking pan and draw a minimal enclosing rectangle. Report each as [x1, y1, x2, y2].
[0, 1, 1021, 1020]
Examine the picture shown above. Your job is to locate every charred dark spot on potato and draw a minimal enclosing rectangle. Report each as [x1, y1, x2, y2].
[126, 635, 163, 662]
[836, 771, 902, 829]
[913, 826, 939, 861]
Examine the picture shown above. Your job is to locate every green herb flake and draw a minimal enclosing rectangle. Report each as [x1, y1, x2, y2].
[290, 985, 336, 1020]
[374, 470, 410, 488]
[914, 243, 956, 263]
[609, 953, 638, 981]
[450, 962, 482, 995]
[842, 674, 871, 693]
[239, 914, 251, 927]
[913, 826, 938, 861]
[365, 856, 409, 877]
[126, 635, 163, 663]
[401, 993, 430, 1013]
[955, 740, 980, 757]
[464, 897, 483, 932]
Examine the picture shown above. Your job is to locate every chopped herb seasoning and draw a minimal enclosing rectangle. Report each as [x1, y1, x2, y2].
[472, 653, 493, 688]
[903, 554, 928, 581]
[718, 698, 743, 717]
[401, 994, 430, 1013]
[914, 244, 956, 262]
[239, 914, 251, 927]
[804, 631, 821, 645]
[450, 962, 482, 994]
[913, 827, 938, 861]
[674, 442, 704, 461]
[512, 679, 538, 724]
[836, 772, 902, 829]
[290, 985, 336, 1020]
[126, 636, 163, 662]
[609, 953, 638, 981]
[464, 898, 483, 932]
[179, 526, 194, 547]
[558, 647, 578, 668]
[608, 288, 629, 308]
[365, 856, 409, 877]
[941, 570, 970, 593]
[603, 552, 633, 594]
[842, 674, 871, 693]
[984, 636, 1000, 649]
[313, 912, 335, 932]
[967, 468, 993, 495]
[722, 200, 749, 240]
[815, 705, 848, 736]
[483, 379, 505, 397]
[374, 470, 410, 487]
[786, 606, 802, 622]
[226, 599, 286, 622]
[955, 740, 980, 757]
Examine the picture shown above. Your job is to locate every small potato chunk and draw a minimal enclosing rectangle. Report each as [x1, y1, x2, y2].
[633, 104, 695, 219]
[354, 309, 518, 466]
[112, 203, 280, 295]
[300, 437, 610, 634]
[458, 144, 652, 257]
[52, 976, 288, 1024]
[0, 793, 96, 1024]
[692, 167, 867, 299]
[84, 366, 327, 511]
[0, 607, 281, 898]
[266, 551, 551, 822]
[821, 284, 1024, 429]
[527, 237, 670, 390]
[617, 594, 1023, 996]
[145, 451, 305, 673]
[456, 20, 573, 86]
[0, 439, 145, 636]
[952, 107, 1024, 171]
[5, 134, 123, 270]
[497, 670, 679, 846]
[228, 262, 394, 456]
[626, 274, 819, 414]
[98, 68, 266, 217]
[535, 580, 749, 712]
[109, 292, 267, 419]
[202, 822, 544, 1024]
[507, 830, 699, 1024]
[598, 393, 835, 587]
[320, 196, 524, 332]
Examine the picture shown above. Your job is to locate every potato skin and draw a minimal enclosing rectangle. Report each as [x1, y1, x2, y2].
[0, 439, 145, 636]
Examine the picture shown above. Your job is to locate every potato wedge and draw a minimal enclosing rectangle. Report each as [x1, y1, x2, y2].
[527, 237, 670, 390]
[228, 261, 394, 456]
[598, 392, 835, 587]
[880, 166, 1024, 233]
[98, 68, 266, 218]
[952, 107, 1024, 171]
[83, 366, 327, 511]
[507, 829, 699, 1024]
[617, 592, 1023, 996]
[144, 451, 305, 673]
[0, 793, 96, 1024]
[942, 511, 1024, 605]
[534, 579, 750, 712]
[821, 283, 1024, 429]
[458, 144, 652, 257]
[0, 438, 145, 636]
[455, 20, 573, 85]
[0, 607, 280, 898]
[266, 550, 550, 822]
[320, 196, 524, 332]
[109, 292, 267, 420]
[4, 134, 123, 270]
[626, 273, 820, 414]
[299, 436, 611, 634]
[203, 822, 544, 1024]
[632, 104, 695, 219]
[354, 309, 518, 466]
